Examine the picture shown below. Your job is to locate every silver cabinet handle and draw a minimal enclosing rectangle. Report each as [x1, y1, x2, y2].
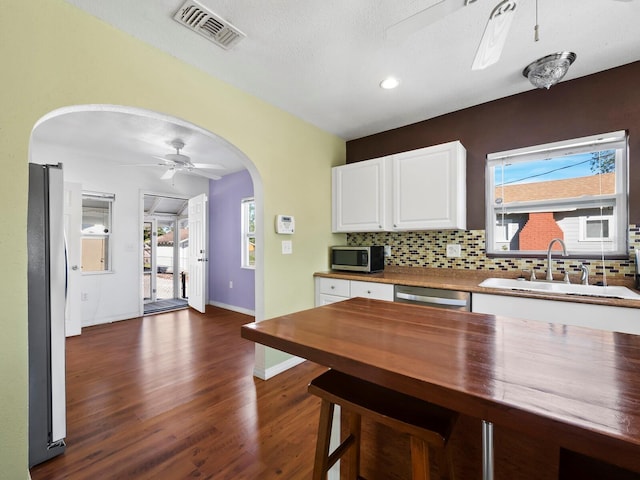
[71, 265, 79, 271]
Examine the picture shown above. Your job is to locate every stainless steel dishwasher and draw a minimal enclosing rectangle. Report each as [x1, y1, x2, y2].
[394, 284, 470, 311]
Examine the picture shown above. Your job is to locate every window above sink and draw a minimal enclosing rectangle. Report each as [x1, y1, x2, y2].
[485, 131, 629, 258]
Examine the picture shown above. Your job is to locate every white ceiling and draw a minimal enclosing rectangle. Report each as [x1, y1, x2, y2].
[30, 108, 249, 179]
[63, 0, 640, 141]
[32, 1, 640, 182]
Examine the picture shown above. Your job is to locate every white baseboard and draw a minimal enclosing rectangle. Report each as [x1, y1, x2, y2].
[209, 301, 255, 317]
[253, 355, 306, 380]
[81, 302, 254, 330]
[82, 311, 141, 328]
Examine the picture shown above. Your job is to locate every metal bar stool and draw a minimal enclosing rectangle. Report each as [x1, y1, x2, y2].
[308, 369, 457, 480]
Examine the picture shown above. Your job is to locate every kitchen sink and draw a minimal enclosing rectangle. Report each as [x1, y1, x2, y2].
[478, 277, 640, 300]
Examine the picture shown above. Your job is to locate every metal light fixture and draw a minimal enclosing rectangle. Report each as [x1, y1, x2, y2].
[522, 52, 576, 90]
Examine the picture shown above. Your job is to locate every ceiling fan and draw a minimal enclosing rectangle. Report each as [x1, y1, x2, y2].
[385, 0, 517, 70]
[385, 0, 633, 71]
[140, 139, 223, 181]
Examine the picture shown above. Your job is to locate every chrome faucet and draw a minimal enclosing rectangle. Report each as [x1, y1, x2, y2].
[546, 238, 568, 281]
[579, 263, 589, 285]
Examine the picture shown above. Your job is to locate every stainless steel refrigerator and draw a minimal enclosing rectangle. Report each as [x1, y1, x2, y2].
[28, 163, 66, 466]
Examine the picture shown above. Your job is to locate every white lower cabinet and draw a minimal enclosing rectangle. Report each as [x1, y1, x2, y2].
[316, 277, 350, 305]
[472, 293, 640, 335]
[317, 293, 348, 306]
[350, 280, 394, 301]
[315, 277, 394, 306]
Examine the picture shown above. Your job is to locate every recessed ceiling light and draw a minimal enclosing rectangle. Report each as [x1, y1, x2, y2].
[380, 77, 400, 89]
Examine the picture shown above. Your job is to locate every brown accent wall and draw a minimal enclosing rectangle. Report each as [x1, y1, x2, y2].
[346, 62, 640, 229]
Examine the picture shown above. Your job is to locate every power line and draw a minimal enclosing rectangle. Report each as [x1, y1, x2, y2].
[497, 158, 593, 186]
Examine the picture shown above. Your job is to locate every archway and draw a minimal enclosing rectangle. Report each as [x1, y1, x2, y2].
[29, 104, 264, 328]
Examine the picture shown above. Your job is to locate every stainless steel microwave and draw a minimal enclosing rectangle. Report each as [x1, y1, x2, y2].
[331, 246, 385, 273]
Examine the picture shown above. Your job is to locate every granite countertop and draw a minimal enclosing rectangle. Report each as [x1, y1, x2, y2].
[314, 266, 640, 309]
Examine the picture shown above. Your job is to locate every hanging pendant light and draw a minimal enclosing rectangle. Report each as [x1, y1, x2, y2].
[522, 51, 576, 89]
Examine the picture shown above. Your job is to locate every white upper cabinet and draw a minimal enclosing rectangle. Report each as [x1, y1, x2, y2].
[332, 141, 466, 233]
[389, 141, 466, 231]
[332, 156, 387, 232]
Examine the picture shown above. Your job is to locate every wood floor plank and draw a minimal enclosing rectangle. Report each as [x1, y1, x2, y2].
[30, 307, 327, 480]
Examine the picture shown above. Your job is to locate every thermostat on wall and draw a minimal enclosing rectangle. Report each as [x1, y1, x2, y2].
[275, 214, 295, 234]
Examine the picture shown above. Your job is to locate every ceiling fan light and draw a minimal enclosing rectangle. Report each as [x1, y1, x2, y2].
[161, 168, 176, 180]
[380, 77, 400, 89]
[523, 52, 576, 89]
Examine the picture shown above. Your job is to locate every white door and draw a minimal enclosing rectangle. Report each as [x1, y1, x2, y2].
[188, 193, 208, 313]
[63, 182, 82, 336]
[143, 217, 158, 303]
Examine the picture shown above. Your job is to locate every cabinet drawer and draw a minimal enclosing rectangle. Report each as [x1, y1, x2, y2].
[318, 294, 349, 306]
[350, 281, 394, 301]
[318, 277, 350, 297]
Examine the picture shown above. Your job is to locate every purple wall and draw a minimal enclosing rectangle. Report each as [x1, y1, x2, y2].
[209, 170, 255, 311]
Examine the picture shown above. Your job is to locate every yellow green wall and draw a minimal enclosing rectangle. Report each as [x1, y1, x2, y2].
[0, 0, 345, 477]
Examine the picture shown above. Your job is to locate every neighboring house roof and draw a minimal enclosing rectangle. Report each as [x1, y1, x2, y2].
[157, 228, 189, 246]
[497, 173, 615, 203]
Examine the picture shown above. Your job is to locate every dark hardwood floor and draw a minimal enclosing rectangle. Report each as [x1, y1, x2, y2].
[30, 305, 611, 479]
[30, 307, 327, 480]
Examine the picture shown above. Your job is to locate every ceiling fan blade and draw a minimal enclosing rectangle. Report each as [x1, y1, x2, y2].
[161, 168, 177, 180]
[123, 163, 166, 167]
[471, 0, 518, 70]
[188, 169, 221, 181]
[152, 155, 176, 165]
[191, 163, 225, 170]
[385, 0, 474, 41]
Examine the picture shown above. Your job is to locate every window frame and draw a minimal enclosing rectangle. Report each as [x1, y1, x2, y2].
[485, 131, 629, 258]
[579, 215, 614, 242]
[241, 197, 256, 269]
[81, 191, 115, 274]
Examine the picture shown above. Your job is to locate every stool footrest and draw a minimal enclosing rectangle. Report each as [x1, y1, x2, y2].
[327, 433, 356, 471]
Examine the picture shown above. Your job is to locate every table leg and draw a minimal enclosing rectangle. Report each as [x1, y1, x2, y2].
[482, 420, 494, 480]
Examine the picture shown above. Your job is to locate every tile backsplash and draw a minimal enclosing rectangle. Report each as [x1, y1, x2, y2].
[348, 225, 640, 280]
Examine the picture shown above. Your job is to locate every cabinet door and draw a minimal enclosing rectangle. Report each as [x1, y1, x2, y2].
[318, 294, 349, 306]
[350, 281, 394, 301]
[390, 141, 466, 230]
[472, 293, 640, 335]
[332, 157, 387, 232]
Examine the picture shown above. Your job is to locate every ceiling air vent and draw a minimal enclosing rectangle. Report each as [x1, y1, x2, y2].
[173, 0, 246, 50]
